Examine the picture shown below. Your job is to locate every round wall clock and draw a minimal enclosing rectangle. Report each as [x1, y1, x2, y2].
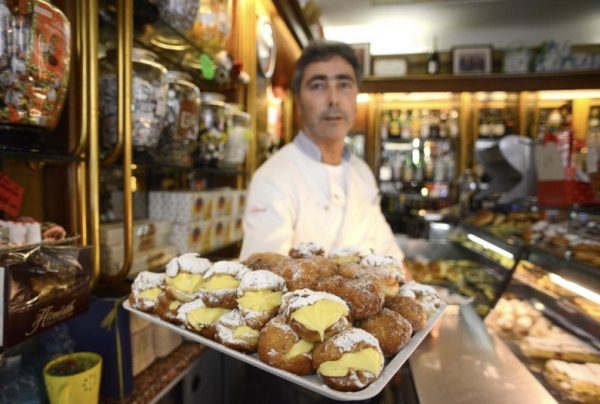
[257, 16, 276, 79]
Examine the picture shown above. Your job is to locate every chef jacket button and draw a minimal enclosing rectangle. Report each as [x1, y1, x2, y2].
[324, 205, 329, 211]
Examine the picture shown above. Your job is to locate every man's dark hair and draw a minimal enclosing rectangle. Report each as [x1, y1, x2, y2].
[291, 40, 362, 95]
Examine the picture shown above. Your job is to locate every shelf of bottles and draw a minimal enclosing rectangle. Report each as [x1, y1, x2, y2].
[379, 106, 459, 212]
[474, 92, 520, 140]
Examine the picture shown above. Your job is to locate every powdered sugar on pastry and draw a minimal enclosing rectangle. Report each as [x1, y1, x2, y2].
[166, 253, 211, 276]
[204, 260, 250, 279]
[329, 246, 372, 258]
[239, 270, 286, 291]
[360, 254, 399, 267]
[289, 242, 324, 258]
[281, 289, 348, 313]
[132, 271, 165, 292]
[399, 281, 443, 316]
[332, 328, 380, 353]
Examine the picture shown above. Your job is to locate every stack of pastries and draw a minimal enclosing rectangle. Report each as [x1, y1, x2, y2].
[129, 243, 443, 392]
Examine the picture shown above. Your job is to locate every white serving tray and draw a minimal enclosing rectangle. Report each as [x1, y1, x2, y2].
[124, 300, 446, 401]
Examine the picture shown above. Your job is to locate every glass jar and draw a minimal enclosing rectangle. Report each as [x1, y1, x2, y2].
[222, 105, 251, 167]
[197, 92, 227, 167]
[187, 0, 232, 55]
[157, 71, 201, 166]
[100, 48, 168, 151]
[0, 0, 71, 131]
[149, 0, 198, 57]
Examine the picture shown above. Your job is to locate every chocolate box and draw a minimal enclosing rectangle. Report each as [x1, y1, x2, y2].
[0, 245, 91, 350]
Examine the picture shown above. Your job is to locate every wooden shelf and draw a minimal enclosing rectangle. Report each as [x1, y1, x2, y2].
[360, 70, 600, 93]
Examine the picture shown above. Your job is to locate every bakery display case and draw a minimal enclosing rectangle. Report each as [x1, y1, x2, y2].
[447, 208, 600, 403]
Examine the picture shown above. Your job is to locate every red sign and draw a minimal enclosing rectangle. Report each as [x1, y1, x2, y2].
[0, 173, 25, 217]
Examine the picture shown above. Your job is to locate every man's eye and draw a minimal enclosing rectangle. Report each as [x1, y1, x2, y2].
[339, 81, 354, 89]
[309, 82, 325, 90]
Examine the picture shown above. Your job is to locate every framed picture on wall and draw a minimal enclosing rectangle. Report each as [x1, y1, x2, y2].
[452, 45, 493, 74]
[350, 43, 371, 76]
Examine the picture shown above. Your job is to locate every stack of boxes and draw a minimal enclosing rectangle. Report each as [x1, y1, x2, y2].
[149, 188, 246, 255]
[100, 219, 178, 279]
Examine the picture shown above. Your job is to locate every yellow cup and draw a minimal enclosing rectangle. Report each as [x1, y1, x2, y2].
[43, 352, 102, 404]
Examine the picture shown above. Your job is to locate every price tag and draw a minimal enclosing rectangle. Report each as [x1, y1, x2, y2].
[0, 173, 24, 218]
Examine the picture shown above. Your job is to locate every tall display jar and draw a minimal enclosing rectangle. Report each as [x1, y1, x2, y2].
[0, 0, 71, 131]
[197, 92, 227, 167]
[157, 70, 201, 166]
[222, 105, 250, 167]
[99, 48, 169, 152]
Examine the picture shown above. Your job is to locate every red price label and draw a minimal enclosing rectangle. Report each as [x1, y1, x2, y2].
[0, 173, 25, 217]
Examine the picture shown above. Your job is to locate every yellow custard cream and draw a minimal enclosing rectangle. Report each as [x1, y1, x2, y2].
[204, 274, 240, 290]
[237, 290, 282, 312]
[318, 348, 384, 377]
[291, 300, 349, 341]
[166, 272, 204, 293]
[168, 300, 182, 311]
[284, 340, 314, 360]
[138, 287, 162, 300]
[232, 326, 260, 341]
[188, 307, 230, 328]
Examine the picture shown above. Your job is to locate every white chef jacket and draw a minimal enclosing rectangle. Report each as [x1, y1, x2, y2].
[239, 132, 403, 261]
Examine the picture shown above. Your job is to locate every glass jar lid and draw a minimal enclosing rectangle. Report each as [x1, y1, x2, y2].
[167, 70, 193, 83]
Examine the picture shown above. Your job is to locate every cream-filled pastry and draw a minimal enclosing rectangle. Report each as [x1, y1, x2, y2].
[237, 270, 287, 329]
[164, 253, 211, 302]
[316, 275, 384, 321]
[280, 289, 350, 343]
[361, 254, 406, 291]
[129, 271, 165, 313]
[288, 242, 325, 259]
[214, 309, 260, 353]
[257, 315, 315, 375]
[328, 246, 372, 266]
[155, 293, 184, 324]
[398, 281, 443, 318]
[176, 298, 231, 339]
[312, 328, 384, 392]
[202, 261, 250, 309]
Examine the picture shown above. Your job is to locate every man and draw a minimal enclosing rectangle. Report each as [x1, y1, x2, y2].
[240, 40, 402, 261]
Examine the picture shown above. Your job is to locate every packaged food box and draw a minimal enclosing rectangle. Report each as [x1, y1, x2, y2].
[100, 220, 172, 252]
[230, 215, 244, 243]
[0, 246, 91, 350]
[211, 188, 232, 219]
[101, 244, 178, 279]
[129, 316, 156, 376]
[229, 189, 247, 216]
[149, 191, 215, 222]
[209, 217, 229, 250]
[152, 324, 182, 358]
[170, 220, 212, 254]
[109, 191, 148, 220]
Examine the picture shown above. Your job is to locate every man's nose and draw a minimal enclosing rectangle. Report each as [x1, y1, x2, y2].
[328, 86, 340, 106]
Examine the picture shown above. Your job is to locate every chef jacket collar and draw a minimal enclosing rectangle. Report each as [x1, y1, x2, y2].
[294, 132, 351, 163]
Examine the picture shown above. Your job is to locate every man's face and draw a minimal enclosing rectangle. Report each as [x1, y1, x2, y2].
[296, 56, 358, 144]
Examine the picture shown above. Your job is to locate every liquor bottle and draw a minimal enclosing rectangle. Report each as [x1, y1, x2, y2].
[427, 36, 440, 75]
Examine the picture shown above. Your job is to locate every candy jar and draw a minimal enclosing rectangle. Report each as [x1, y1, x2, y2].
[157, 71, 201, 166]
[221, 105, 251, 167]
[196, 92, 227, 167]
[0, 0, 71, 131]
[100, 48, 168, 151]
[187, 0, 232, 55]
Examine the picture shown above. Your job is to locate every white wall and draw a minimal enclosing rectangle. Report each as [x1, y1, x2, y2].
[314, 0, 600, 55]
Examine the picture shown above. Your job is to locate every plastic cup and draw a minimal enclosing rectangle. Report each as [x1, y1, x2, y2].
[43, 352, 102, 404]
